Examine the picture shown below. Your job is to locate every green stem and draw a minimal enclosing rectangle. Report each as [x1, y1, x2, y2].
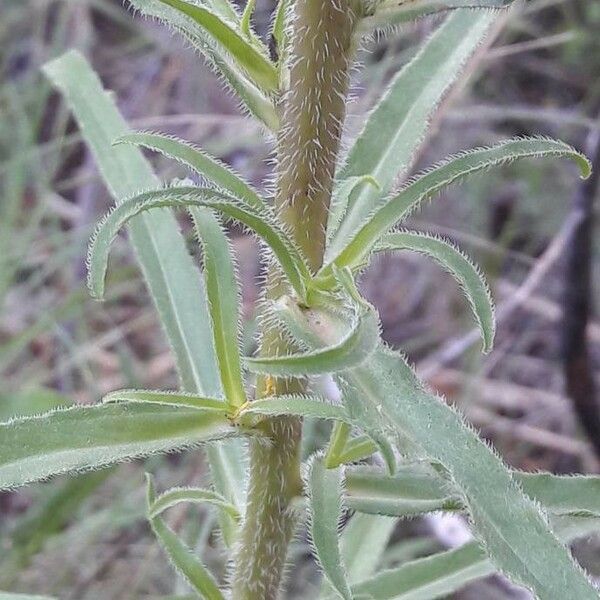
[230, 1, 361, 598]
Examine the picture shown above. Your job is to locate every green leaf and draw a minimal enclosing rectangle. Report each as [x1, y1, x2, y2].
[240, 0, 256, 37]
[275, 302, 599, 597]
[350, 515, 600, 600]
[328, 10, 504, 257]
[0, 404, 240, 491]
[190, 208, 246, 409]
[240, 395, 349, 422]
[149, 485, 240, 522]
[42, 52, 246, 535]
[344, 465, 600, 519]
[244, 303, 379, 376]
[155, 0, 278, 92]
[87, 187, 311, 303]
[116, 132, 265, 210]
[146, 475, 225, 600]
[323, 138, 591, 280]
[361, 0, 515, 31]
[103, 389, 227, 411]
[272, 0, 291, 63]
[128, 0, 278, 130]
[308, 456, 352, 600]
[345, 465, 462, 517]
[339, 347, 599, 599]
[327, 176, 380, 245]
[376, 231, 495, 352]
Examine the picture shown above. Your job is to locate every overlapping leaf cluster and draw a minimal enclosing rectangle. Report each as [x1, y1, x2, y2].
[2, 1, 598, 599]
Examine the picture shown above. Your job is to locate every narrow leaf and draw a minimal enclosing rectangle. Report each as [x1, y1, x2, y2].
[240, 0, 256, 37]
[87, 186, 311, 303]
[362, 0, 515, 31]
[0, 594, 58, 600]
[128, 0, 278, 130]
[308, 456, 352, 600]
[155, 0, 278, 92]
[0, 404, 240, 490]
[190, 208, 246, 409]
[103, 389, 227, 411]
[339, 347, 599, 599]
[149, 486, 240, 522]
[376, 231, 495, 352]
[244, 305, 379, 376]
[240, 396, 349, 422]
[272, 0, 291, 62]
[116, 132, 265, 210]
[42, 52, 246, 528]
[328, 10, 503, 255]
[344, 466, 600, 519]
[146, 476, 225, 600]
[323, 138, 591, 279]
[351, 515, 600, 600]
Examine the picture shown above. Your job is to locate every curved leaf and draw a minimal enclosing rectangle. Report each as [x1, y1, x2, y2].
[240, 395, 349, 422]
[146, 476, 225, 600]
[103, 389, 227, 411]
[323, 138, 591, 279]
[116, 132, 265, 210]
[308, 456, 352, 600]
[244, 305, 379, 376]
[376, 231, 495, 352]
[361, 0, 515, 31]
[339, 347, 599, 599]
[0, 404, 241, 490]
[191, 208, 246, 409]
[155, 0, 278, 92]
[350, 516, 600, 600]
[87, 186, 311, 303]
[43, 51, 246, 529]
[127, 0, 278, 130]
[328, 10, 504, 256]
[240, 0, 256, 37]
[149, 485, 240, 522]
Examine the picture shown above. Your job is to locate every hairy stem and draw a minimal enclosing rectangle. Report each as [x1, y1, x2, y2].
[230, 1, 361, 598]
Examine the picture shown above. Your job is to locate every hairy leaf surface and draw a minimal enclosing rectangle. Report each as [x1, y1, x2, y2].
[376, 232, 495, 352]
[146, 476, 225, 600]
[117, 132, 265, 209]
[323, 138, 591, 279]
[0, 404, 240, 490]
[308, 456, 352, 600]
[87, 187, 311, 303]
[103, 389, 227, 411]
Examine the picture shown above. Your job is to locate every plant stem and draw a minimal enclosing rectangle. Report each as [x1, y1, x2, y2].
[230, 1, 361, 598]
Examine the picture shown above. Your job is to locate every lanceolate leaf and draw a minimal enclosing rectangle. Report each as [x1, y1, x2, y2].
[116, 132, 265, 210]
[103, 389, 227, 411]
[87, 187, 311, 303]
[155, 0, 278, 92]
[127, 0, 278, 130]
[338, 347, 599, 599]
[350, 516, 600, 600]
[361, 0, 514, 31]
[240, 396, 349, 422]
[344, 466, 600, 519]
[278, 303, 599, 597]
[190, 208, 246, 409]
[0, 594, 58, 600]
[146, 476, 225, 600]
[328, 10, 503, 257]
[0, 404, 241, 490]
[376, 231, 495, 352]
[148, 486, 240, 522]
[308, 456, 352, 600]
[244, 306, 379, 376]
[323, 138, 591, 279]
[43, 51, 246, 532]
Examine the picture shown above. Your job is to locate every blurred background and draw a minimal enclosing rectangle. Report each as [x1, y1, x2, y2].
[1, 0, 600, 597]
